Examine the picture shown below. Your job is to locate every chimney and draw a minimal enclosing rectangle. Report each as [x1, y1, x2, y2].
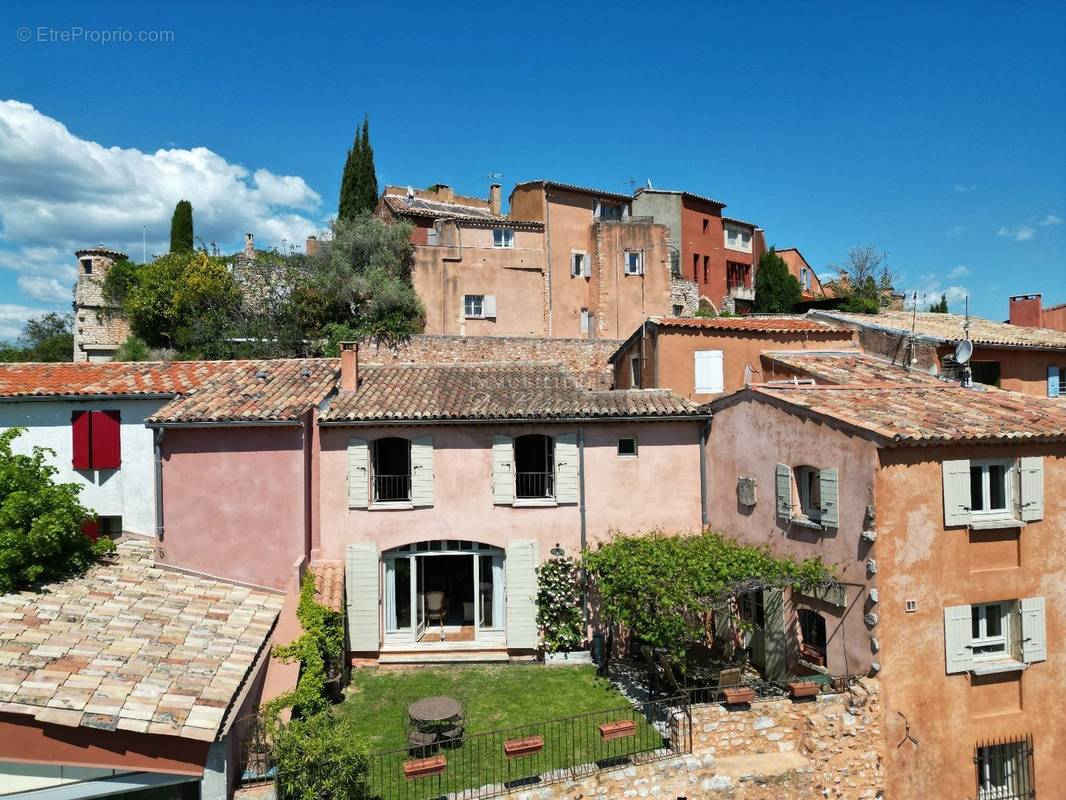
[244, 233, 255, 256]
[1009, 294, 1043, 327]
[433, 184, 454, 203]
[489, 184, 502, 216]
[340, 341, 359, 391]
[306, 235, 319, 256]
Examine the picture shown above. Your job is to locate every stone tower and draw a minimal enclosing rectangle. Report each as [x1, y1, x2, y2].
[72, 245, 131, 362]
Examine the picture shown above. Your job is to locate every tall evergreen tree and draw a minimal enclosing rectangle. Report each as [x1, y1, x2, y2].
[169, 199, 194, 253]
[753, 248, 803, 313]
[929, 293, 949, 313]
[337, 115, 378, 221]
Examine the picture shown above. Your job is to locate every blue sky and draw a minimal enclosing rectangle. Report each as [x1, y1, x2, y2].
[1, 0, 1063, 338]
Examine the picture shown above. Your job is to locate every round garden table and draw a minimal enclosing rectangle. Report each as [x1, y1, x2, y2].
[408, 696, 463, 729]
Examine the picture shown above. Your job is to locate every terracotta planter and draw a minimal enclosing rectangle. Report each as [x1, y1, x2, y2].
[598, 719, 637, 740]
[503, 735, 544, 758]
[403, 754, 447, 780]
[788, 680, 821, 699]
[721, 686, 755, 705]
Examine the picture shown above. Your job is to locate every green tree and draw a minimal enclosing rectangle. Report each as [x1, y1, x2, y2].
[337, 115, 378, 221]
[929, 293, 949, 313]
[0, 313, 74, 362]
[272, 713, 370, 800]
[825, 245, 897, 308]
[170, 199, 194, 254]
[0, 428, 113, 593]
[114, 335, 152, 362]
[753, 248, 803, 313]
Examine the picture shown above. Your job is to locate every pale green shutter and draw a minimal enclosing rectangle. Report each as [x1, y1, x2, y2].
[411, 436, 434, 507]
[347, 437, 369, 509]
[819, 468, 839, 528]
[944, 604, 973, 674]
[505, 540, 539, 649]
[345, 542, 380, 652]
[942, 460, 971, 527]
[1019, 457, 1044, 522]
[1020, 597, 1047, 664]
[775, 464, 793, 520]
[492, 435, 514, 505]
[554, 433, 578, 504]
[762, 588, 786, 680]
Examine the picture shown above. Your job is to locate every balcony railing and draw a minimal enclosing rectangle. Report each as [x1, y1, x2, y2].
[375, 474, 412, 503]
[728, 285, 755, 301]
[515, 471, 554, 500]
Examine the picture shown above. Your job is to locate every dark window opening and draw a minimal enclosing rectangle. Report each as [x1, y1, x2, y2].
[372, 437, 411, 502]
[975, 735, 1035, 800]
[727, 262, 751, 290]
[702, 255, 709, 284]
[798, 608, 828, 663]
[692, 253, 699, 281]
[617, 437, 637, 457]
[514, 434, 554, 499]
[80, 258, 93, 275]
[702, 218, 709, 234]
[970, 361, 1001, 387]
[738, 591, 765, 628]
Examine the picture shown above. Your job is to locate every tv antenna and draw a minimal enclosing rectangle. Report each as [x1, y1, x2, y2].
[957, 295, 974, 387]
[487, 172, 502, 185]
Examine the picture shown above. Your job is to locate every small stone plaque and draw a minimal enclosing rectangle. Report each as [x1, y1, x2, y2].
[737, 476, 757, 507]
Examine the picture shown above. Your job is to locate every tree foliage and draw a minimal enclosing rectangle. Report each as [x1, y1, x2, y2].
[583, 531, 835, 658]
[536, 556, 585, 654]
[273, 713, 371, 800]
[0, 313, 74, 362]
[0, 428, 114, 593]
[170, 199, 194, 253]
[825, 245, 897, 309]
[753, 248, 803, 313]
[337, 115, 378, 222]
[929, 293, 949, 313]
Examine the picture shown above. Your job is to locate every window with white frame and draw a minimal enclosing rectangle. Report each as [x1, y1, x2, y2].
[693, 350, 724, 394]
[795, 465, 822, 522]
[624, 250, 644, 276]
[944, 597, 1046, 674]
[492, 228, 514, 248]
[971, 602, 1009, 659]
[596, 201, 624, 221]
[580, 308, 591, 334]
[464, 294, 497, 319]
[970, 461, 1011, 518]
[629, 354, 641, 388]
[571, 251, 590, 278]
[775, 464, 839, 529]
[943, 457, 1043, 527]
[724, 223, 753, 253]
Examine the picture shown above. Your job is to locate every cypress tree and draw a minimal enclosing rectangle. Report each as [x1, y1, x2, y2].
[337, 115, 378, 221]
[753, 248, 803, 313]
[169, 200, 194, 253]
[357, 116, 378, 213]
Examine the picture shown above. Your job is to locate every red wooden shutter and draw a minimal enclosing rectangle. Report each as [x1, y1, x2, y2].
[71, 411, 91, 469]
[80, 519, 100, 541]
[90, 410, 121, 469]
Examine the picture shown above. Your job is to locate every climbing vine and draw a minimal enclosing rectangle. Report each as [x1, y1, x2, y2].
[536, 556, 585, 654]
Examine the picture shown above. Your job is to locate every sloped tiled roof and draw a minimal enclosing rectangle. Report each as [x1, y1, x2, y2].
[310, 561, 344, 613]
[814, 310, 1066, 350]
[722, 384, 1066, 446]
[512, 180, 633, 202]
[652, 316, 847, 334]
[380, 193, 542, 228]
[321, 363, 701, 423]
[0, 539, 282, 741]
[148, 359, 337, 424]
[633, 187, 727, 208]
[762, 351, 944, 386]
[0, 362, 225, 400]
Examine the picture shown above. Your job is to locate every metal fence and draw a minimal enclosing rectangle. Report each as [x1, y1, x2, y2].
[367, 694, 690, 800]
[235, 713, 275, 786]
[974, 734, 1036, 800]
[374, 474, 412, 503]
[514, 471, 554, 500]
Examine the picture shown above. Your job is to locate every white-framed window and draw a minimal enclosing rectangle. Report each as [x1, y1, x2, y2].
[971, 602, 1009, 659]
[629, 354, 641, 388]
[463, 294, 497, 319]
[571, 251, 590, 278]
[724, 223, 753, 253]
[617, 437, 638, 457]
[775, 464, 839, 529]
[969, 460, 1012, 518]
[943, 457, 1043, 526]
[580, 308, 591, 334]
[595, 201, 625, 221]
[795, 465, 822, 522]
[492, 228, 514, 248]
[694, 350, 724, 394]
[624, 250, 644, 276]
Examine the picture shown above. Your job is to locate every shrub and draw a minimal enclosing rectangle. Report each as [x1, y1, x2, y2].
[273, 713, 371, 800]
[536, 556, 585, 653]
[838, 295, 880, 314]
[0, 428, 114, 592]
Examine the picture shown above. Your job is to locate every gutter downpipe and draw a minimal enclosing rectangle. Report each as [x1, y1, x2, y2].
[699, 416, 711, 529]
[578, 424, 589, 626]
[153, 428, 165, 540]
[545, 191, 553, 336]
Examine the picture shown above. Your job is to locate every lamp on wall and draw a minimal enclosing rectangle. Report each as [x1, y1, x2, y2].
[550, 543, 565, 557]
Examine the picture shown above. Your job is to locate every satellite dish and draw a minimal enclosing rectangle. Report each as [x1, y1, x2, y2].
[954, 339, 973, 365]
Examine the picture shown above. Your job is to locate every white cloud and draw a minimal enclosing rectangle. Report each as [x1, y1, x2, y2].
[0, 99, 325, 310]
[997, 224, 1035, 242]
[1038, 214, 1063, 227]
[947, 265, 970, 280]
[17, 275, 71, 303]
[902, 269, 970, 312]
[0, 303, 50, 341]
[953, 184, 976, 193]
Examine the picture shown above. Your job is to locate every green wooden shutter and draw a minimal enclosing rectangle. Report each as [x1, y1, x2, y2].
[410, 436, 434, 507]
[554, 433, 578, 504]
[944, 604, 973, 674]
[345, 542, 380, 652]
[505, 540, 539, 649]
[941, 460, 971, 527]
[819, 468, 839, 528]
[1020, 597, 1047, 664]
[1018, 457, 1044, 522]
[762, 588, 787, 680]
[775, 464, 793, 520]
[347, 437, 369, 509]
[492, 435, 514, 505]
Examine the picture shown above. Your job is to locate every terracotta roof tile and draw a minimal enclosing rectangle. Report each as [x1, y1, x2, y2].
[321, 363, 701, 423]
[309, 562, 344, 613]
[762, 351, 945, 386]
[814, 310, 1066, 350]
[730, 384, 1066, 446]
[381, 194, 542, 228]
[0, 539, 282, 740]
[148, 359, 337, 424]
[0, 362, 226, 400]
[651, 316, 849, 334]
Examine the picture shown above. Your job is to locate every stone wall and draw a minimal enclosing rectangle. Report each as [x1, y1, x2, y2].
[670, 277, 699, 317]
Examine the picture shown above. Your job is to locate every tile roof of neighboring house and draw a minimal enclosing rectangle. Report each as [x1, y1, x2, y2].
[0, 539, 282, 741]
[512, 180, 633, 203]
[309, 562, 344, 613]
[717, 384, 1066, 446]
[632, 187, 727, 208]
[321, 363, 702, 423]
[148, 359, 337, 425]
[0, 362, 225, 401]
[762, 351, 945, 386]
[813, 310, 1066, 350]
[722, 215, 759, 229]
[651, 316, 844, 334]
[380, 193, 542, 229]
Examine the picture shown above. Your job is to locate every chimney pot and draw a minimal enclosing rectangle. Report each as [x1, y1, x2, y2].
[340, 341, 359, 391]
[306, 235, 319, 256]
[489, 184, 502, 217]
[1009, 294, 1043, 327]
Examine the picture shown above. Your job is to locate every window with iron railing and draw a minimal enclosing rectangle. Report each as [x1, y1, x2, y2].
[976, 735, 1035, 800]
[514, 434, 555, 499]
[372, 437, 411, 503]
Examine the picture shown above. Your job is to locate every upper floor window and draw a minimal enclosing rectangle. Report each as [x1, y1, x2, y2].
[347, 435, 434, 510]
[624, 250, 645, 276]
[943, 457, 1042, 527]
[492, 433, 578, 507]
[1047, 365, 1062, 398]
[970, 461, 1010, 518]
[492, 228, 514, 248]
[801, 267, 813, 291]
[971, 361, 1001, 387]
[372, 437, 411, 503]
[595, 201, 625, 221]
[71, 410, 121, 470]
[795, 465, 822, 522]
[580, 308, 592, 335]
[724, 224, 753, 253]
[775, 463, 839, 529]
[727, 262, 751, 290]
[464, 294, 497, 319]
[702, 218, 709, 234]
[514, 434, 555, 500]
[694, 350, 723, 394]
[630, 354, 642, 388]
[617, 437, 638, 457]
[571, 251, 590, 278]
[970, 601, 1009, 659]
[80, 258, 93, 275]
[945, 597, 1045, 674]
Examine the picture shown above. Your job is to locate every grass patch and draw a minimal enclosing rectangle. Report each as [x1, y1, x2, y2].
[337, 664, 671, 799]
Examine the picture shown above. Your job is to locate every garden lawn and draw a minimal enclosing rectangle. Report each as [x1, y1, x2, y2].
[336, 664, 665, 799]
